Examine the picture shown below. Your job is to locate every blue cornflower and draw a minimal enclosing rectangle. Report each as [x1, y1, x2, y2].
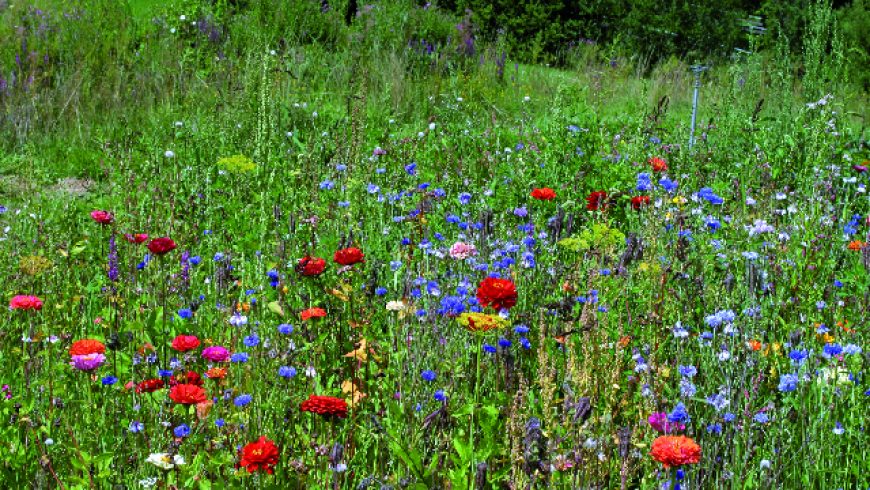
[697, 187, 724, 205]
[822, 343, 843, 359]
[421, 370, 437, 382]
[668, 402, 690, 424]
[174, 424, 190, 438]
[706, 423, 723, 434]
[519, 337, 531, 349]
[102, 376, 118, 386]
[366, 183, 380, 194]
[753, 412, 770, 424]
[513, 207, 528, 218]
[679, 365, 697, 378]
[215, 418, 225, 427]
[438, 295, 466, 316]
[404, 162, 417, 175]
[375, 287, 388, 296]
[459, 192, 472, 205]
[177, 308, 193, 319]
[514, 325, 530, 334]
[483, 344, 497, 354]
[636, 172, 651, 192]
[434, 390, 447, 402]
[789, 349, 807, 364]
[158, 369, 173, 377]
[243, 334, 259, 347]
[723, 412, 736, 423]
[843, 344, 862, 355]
[336, 163, 347, 171]
[659, 177, 678, 193]
[230, 352, 249, 363]
[213, 252, 225, 262]
[498, 337, 512, 348]
[189, 255, 201, 266]
[778, 373, 799, 392]
[278, 366, 297, 378]
[234, 394, 252, 407]
[128, 421, 144, 433]
[278, 324, 294, 335]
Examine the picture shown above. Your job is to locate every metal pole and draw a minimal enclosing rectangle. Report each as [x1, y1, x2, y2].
[688, 65, 704, 149]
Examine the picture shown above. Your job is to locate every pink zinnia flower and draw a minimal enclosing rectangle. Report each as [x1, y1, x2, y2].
[201, 346, 230, 362]
[70, 353, 106, 371]
[90, 210, 114, 224]
[648, 412, 685, 434]
[10, 295, 43, 311]
[449, 242, 477, 260]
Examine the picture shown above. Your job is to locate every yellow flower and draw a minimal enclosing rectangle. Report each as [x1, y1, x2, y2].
[457, 312, 508, 333]
[671, 196, 687, 206]
[216, 154, 256, 173]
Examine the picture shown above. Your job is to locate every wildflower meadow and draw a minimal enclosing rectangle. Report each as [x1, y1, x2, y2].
[1, 0, 869, 488]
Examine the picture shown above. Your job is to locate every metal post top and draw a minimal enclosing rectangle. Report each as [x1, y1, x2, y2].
[690, 64, 709, 74]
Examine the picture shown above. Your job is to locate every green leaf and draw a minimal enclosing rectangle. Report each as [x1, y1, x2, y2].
[267, 301, 284, 317]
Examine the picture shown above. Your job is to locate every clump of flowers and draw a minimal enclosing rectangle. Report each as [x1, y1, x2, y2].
[19, 256, 53, 276]
[10, 295, 43, 311]
[217, 154, 257, 173]
[300, 395, 348, 418]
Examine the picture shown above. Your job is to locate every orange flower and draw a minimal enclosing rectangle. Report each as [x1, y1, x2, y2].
[847, 240, 866, 251]
[650, 435, 701, 468]
[300, 307, 327, 321]
[649, 156, 668, 172]
[205, 367, 228, 380]
[69, 339, 106, 357]
[618, 335, 631, 348]
[747, 339, 762, 351]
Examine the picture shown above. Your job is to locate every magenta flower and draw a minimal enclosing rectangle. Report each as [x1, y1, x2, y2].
[70, 353, 106, 371]
[648, 412, 685, 434]
[202, 346, 230, 362]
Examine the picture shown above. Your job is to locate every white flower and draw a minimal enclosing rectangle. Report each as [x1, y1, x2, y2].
[428, 122, 436, 131]
[179, 14, 186, 20]
[164, 150, 175, 158]
[386, 301, 406, 311]
[146, 453, 185, 470]
[228, 313, 248, 327]
[523, 96, 531, 102]
[304, 366, 317, 378]
[139, 477, 158, 488]
[760, 459, 771, 469]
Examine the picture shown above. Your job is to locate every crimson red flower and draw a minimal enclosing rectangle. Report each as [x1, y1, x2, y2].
[69, 339, 106, 356]
[169, 371, 203, 387]
[169, 384, 207, 405]
[476, 277, 518, 310]
[333, 247, 365, 266]
[296, 256, 327, 276]
[530, 188, 557, 201]
[649, 156, 668, 172]
[237, 436, 280, 474]
[650, 435, 701, 468]
[90, 210, 114, 224]
[300, 395, 348, 418]
[136, 379, 165, 393]
[147, 237, 177, 255]
[124, 233, 149, 244]
[9, 295, 43, 311]
[171, 335, 200, 352]
[585, 191, 608, 211]
[300, 307, 327, 321]
[631, 195, 651, 210]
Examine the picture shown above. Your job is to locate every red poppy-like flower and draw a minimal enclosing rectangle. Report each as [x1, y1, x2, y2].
[205, 367, 228, 380]
[90, 210, 114, 225]
[169, 384, 207, 405]
[147, 237, 177, 255]
[531, 188, 557, 201]
[69, 339, 106, 356]
[333, 247, 365, 266]
[300, 394, 348, 418]
[296, 256, 327, 276]
[650, 435, 701, 468]
[171, 335, 200, 352]
[237, 436, 280, 474]
[300, 307, 327, 321]
[848, 240, 866, 251]
[136, 379, 165, 393]
[124, 233, 149, 244]
[631, 195, 651, 210]
[169, 371, 203, 387]
[476, 277, 518, 311]
[585, 191, 608, 211]
[649, 156, 668, 172]
[10, 295, 43, 311]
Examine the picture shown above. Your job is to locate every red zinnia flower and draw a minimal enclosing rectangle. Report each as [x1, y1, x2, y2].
[169, 384, 207, 405]
[300, 394, 348, 418]
[300, 307, 327, 321]
[147, 237, 177, 255]
[530, 188, 557, 201]
[10, 295, 43, 311]
[237, 436, 280, 474]
[585, 191, 608, 211]
[124, 233, 149, 244]
[476, 277, 518, 311]
[169, 371, 203, 387]
[90, 210, 114, 225]
[649, 156, 668, 172]
[631, 195, 651, 210]
[136, 379, 165, 393]
[296, 256, 327, 276]
[650, 435, 702, 468]
[69, 339, 106, 356]
[333, 247, 365, 266]
[171, 335, 200, 352]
